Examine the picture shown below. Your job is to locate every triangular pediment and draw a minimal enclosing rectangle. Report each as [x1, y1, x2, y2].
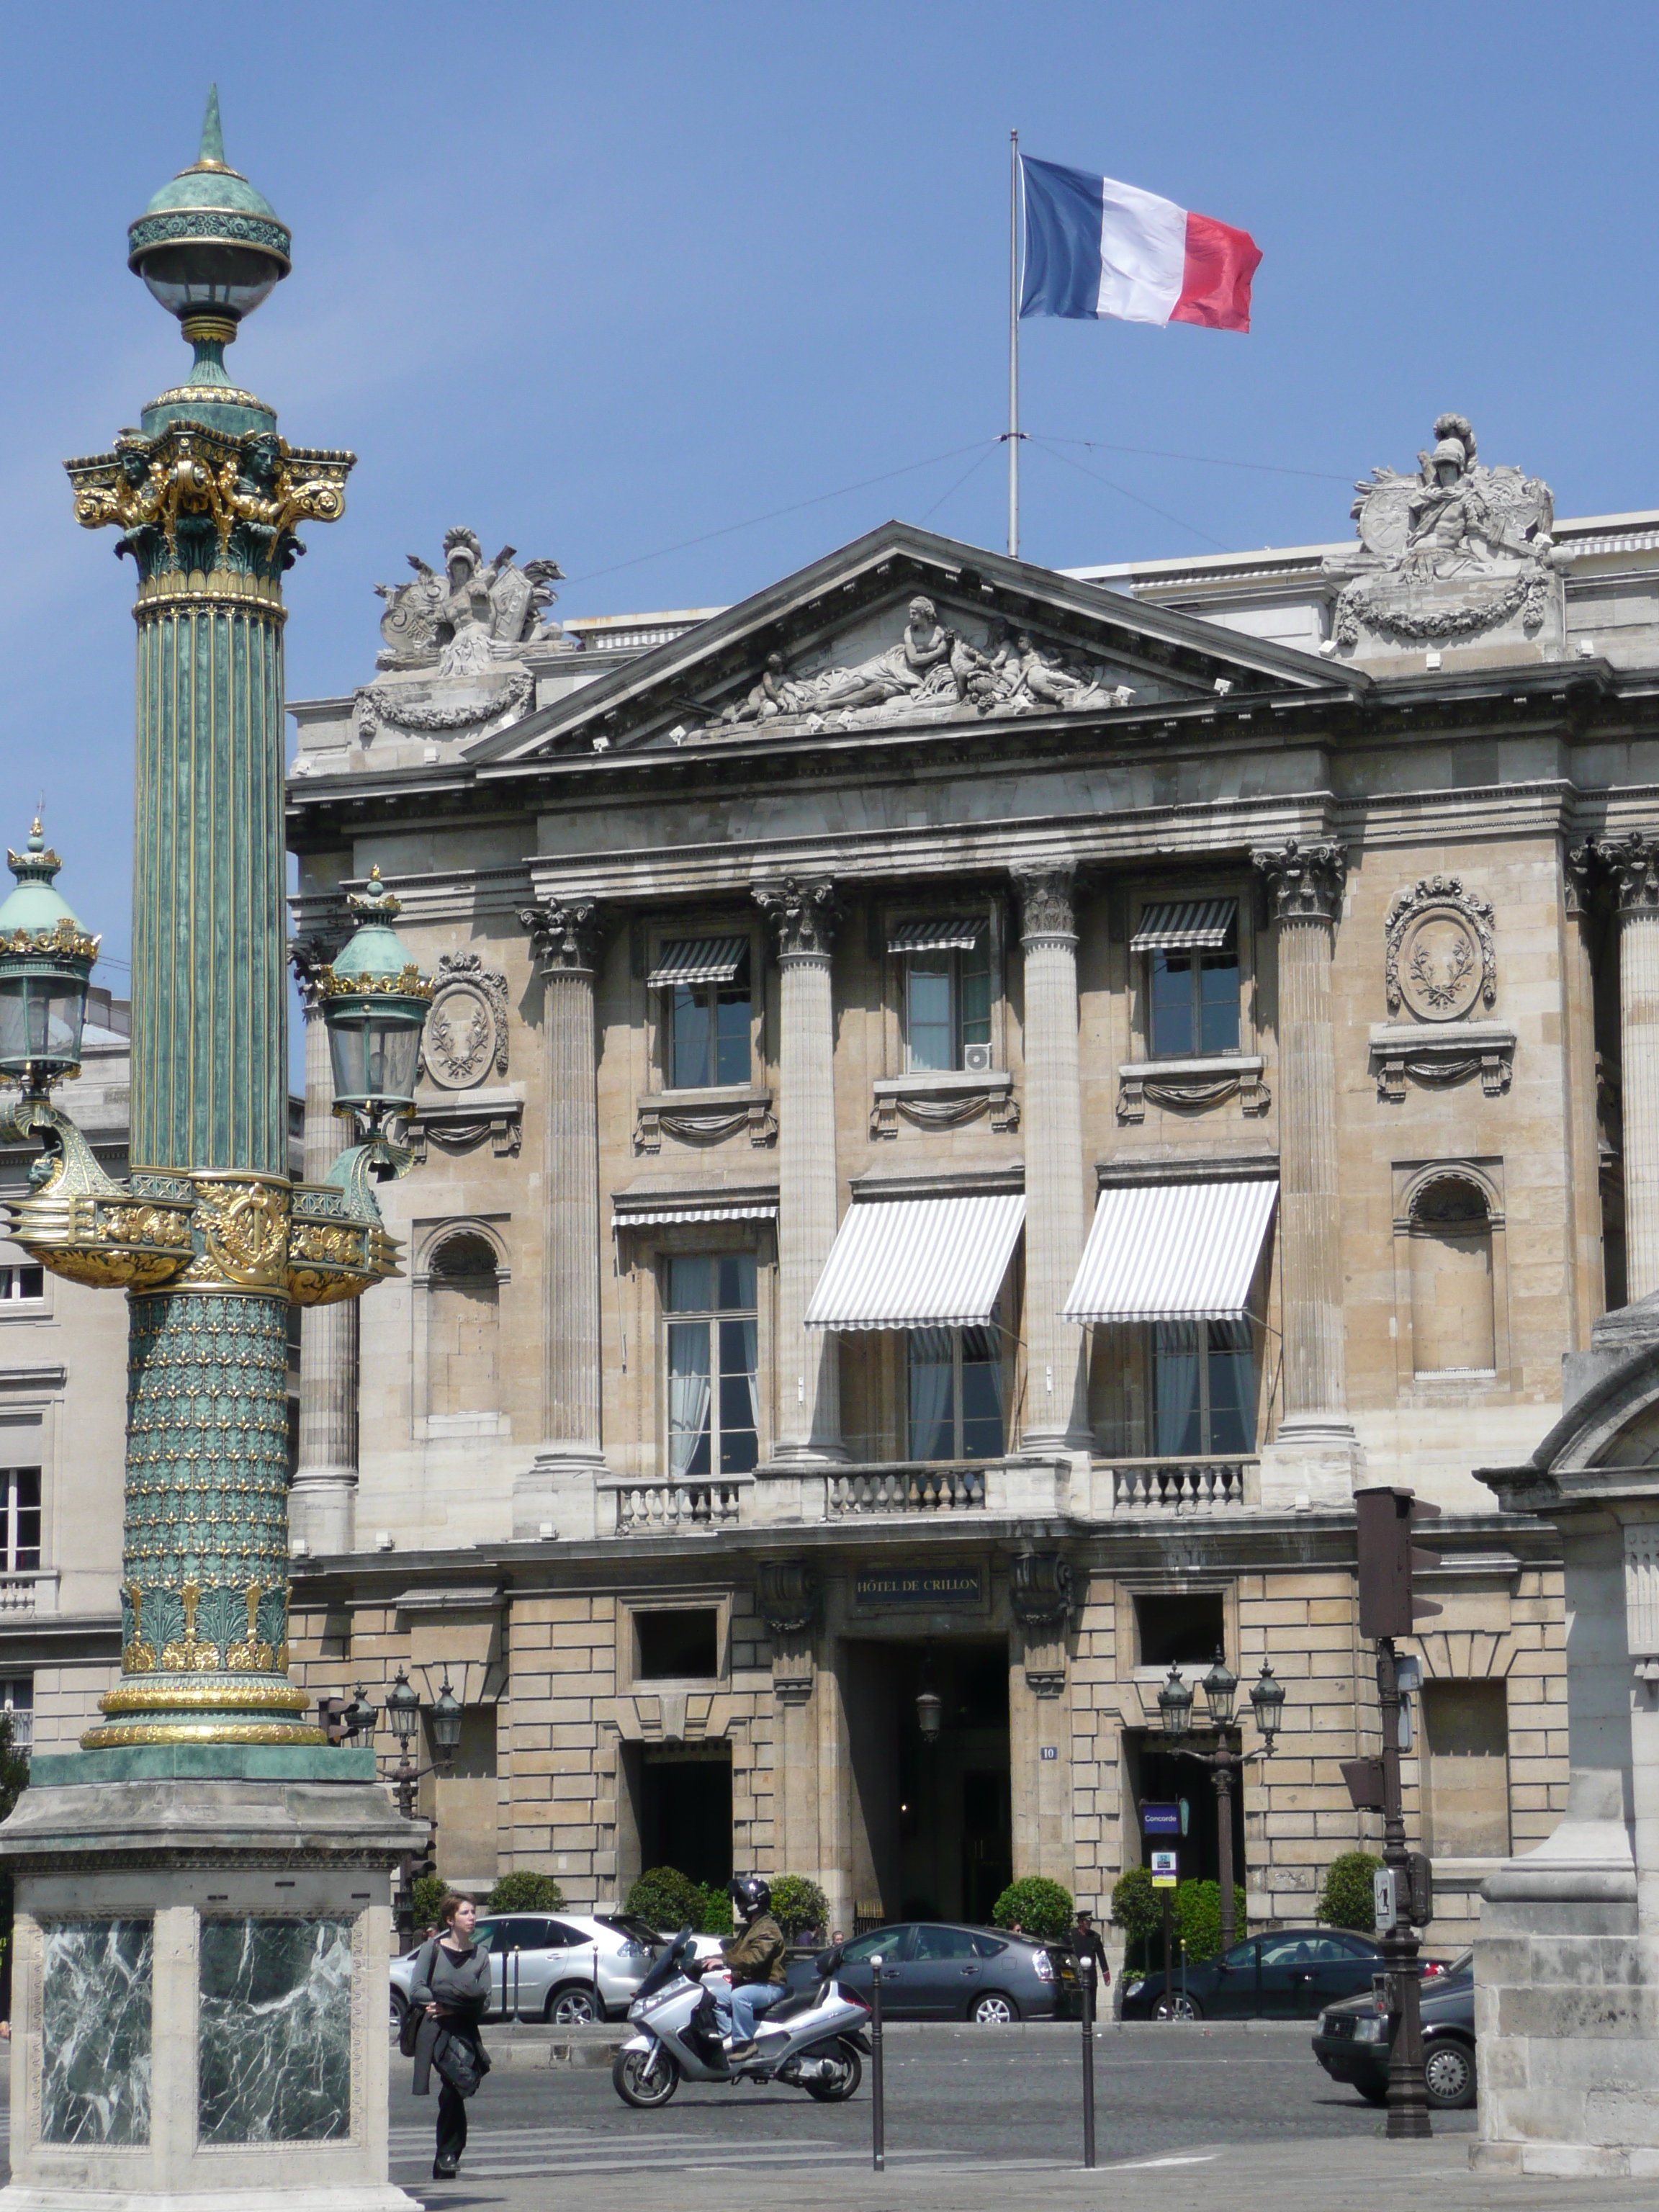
[468, 521, 1366, 766]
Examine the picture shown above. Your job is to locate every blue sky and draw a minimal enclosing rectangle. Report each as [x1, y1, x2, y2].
[3, 0, 1655, 1012]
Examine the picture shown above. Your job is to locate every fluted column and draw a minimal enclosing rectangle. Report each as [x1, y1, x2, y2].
[518, 896, 608, 1533]
[756, 879, 845, 1462]
[1254, 840, 1354, 1475]
[1603, 834, 1659, 1302]
[288, 932, 357, 1555]
[1013, 866, 1092, 1452]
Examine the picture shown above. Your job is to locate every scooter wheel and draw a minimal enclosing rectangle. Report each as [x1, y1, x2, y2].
[613, 2044, 680, 2108]
[804, 2041, 863, 2103]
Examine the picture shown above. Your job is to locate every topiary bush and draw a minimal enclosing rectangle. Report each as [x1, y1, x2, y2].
[991, 1875, 1074, 1943]
[1110, 1865, 1161, 1971]
[1172, 1878, 1246, 1963]
[697, 1882, 735, 1937]
[770, 1875, 830, 1939]
[626, 1866, 703, 1932]
[409, 1872, 452, 1932]
[1317, 1850, 1382, 1933]
[485, 1870, 566, 1913]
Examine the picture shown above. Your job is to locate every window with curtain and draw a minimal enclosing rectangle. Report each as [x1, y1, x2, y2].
[0, 1265, 44, 1303]
[670, 955, 752, 1089]
[907, 1326, 1004, 1460]
[904, 938, 992, 1071]
[1, 1469, 40, 1573]
[665, 1255, 758, 1476]
[1151, 1322, 1254, 1455]
[0, 1676, 31, 1753]
[1148, 940, 1239, 1057]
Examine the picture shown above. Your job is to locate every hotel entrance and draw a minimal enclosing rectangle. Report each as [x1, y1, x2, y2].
[843, 1640, 1012, 1924]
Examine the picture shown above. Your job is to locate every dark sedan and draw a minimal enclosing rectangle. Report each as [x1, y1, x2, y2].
[1120, 1926, 1429, 2020]
[1312, 1950, 1475, 2109]
[791, 1923, 1079, 2023]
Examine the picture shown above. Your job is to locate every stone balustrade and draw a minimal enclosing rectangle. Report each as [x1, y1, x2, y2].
[828, 1463, 987, 1516]
[0, 1572, 56, 1615]
[1105, 1457, 1258, 1514]
[603, 1478, 751, 1535]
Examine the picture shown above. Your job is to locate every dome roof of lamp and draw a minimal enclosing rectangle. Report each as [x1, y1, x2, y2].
[0, 822, 99, 964]
[127, 86, 292, 299]
[323, 870, 433, 1001]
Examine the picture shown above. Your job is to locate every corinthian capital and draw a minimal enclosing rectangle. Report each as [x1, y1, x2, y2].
[518, 894, 606, 974]
[1012, 863, 1076, 942]
[755, 877, 842, 959]
[1599, 832, 1659, 916]
[288, 926, 345, 1016]
[1253, 837, 1348, 925]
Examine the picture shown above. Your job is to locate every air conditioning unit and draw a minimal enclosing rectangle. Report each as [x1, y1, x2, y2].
[963, 1043, 994, 1074]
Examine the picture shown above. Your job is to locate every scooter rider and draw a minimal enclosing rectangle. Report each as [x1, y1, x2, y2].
[712, 1876, 788, 2059]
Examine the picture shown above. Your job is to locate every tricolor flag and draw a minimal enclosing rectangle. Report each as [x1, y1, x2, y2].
[1019, 156, 1262, 333]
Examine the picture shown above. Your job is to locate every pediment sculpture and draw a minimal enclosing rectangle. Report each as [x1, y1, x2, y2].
[1326, 415, 1561, 654]
[691, 597, 1133, 739]
[374, 527, 564, 674]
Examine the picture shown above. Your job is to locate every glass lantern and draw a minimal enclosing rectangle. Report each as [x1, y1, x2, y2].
[320, 868, 433, 1131]
[1249, 1660, 1286, 1747]
[385, 1668, 421, 1754]
[1156, 1664, 1194, 1742]
[0, 822, 97, 1097]
[127, 87, 290, 331]
[429, 1676, 464, 1763]
[1201, 1647, 1239, 1730]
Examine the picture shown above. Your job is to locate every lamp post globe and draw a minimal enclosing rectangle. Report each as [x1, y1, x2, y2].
[0, 822, 97, 1099]
[1200, 1647, 1238, 1731]
[1156, 1664, 1194, 1742]
[1249, 1659, 1286, 1746]
[343, 1686, 379, 1740]
[320, 868, 433, 1133]
[385, 1667, 421, 1752]
[429, 1676, 464, 1763]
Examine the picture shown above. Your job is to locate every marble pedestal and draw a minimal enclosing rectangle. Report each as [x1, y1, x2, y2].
[0, 1746, 424, 2212]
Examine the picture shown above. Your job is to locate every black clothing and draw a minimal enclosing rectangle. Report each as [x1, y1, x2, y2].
[435, 2081, 467, 2174]
[411, 1933, 492, 2175]
[1074, 1923, 1111, 1983]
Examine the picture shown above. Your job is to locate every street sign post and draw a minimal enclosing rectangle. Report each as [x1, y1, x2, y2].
[1150, 1850, 1179, 1887]
[1141, 1801, 1182, 1835]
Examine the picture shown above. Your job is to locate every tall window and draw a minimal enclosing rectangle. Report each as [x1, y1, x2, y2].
[0, 1677, 31, 1755]
[426, 1233, 500, 1418]
[665, 950, 751, 1089]
[907, 1327, 1004, 1460]
[1, 1469, 40, 1571]
[1148, 944, 1239, 1057]
[897, 922, 991, 1071]
[1152, 1323, 1254, 1456]
[665, 1256, 758, 1476]
[0, 1265, 43, 1303]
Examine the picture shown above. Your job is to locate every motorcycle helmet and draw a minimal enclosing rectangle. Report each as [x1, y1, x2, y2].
[729, 1875, 771, 1920]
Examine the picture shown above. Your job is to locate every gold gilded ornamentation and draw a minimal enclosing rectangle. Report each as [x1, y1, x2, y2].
[121, 1581, 156, 1673]
[82, 1721, 328, 1749]
[189, 1174, 289, 1290]
[0, 912, 101, 965]
[320, 962, 434, 1002]
[98, 1678, 310, 1715]
[160, 1639, 222, 1671]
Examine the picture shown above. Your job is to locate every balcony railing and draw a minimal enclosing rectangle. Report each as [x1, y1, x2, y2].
[1105, 1457, 1256, 1514]
[0, 1571, 58, 1614]
[604, 1478, 751, 1535]
[828, 1462, 987, 1516]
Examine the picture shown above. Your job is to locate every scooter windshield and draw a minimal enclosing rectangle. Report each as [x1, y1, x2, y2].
[632, 1926, 696, 2003]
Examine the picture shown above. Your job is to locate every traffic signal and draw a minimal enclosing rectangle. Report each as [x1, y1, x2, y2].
[318, 1694, 350, 1746]
[1355, 1485, 1443, 1640]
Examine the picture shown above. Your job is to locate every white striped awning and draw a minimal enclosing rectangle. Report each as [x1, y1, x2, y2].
[805, 1192, 1025, 1331]
[613, 1200, 777, 1228]
[647, 936, 749, 987]
[1061, 1177, 1277, 1323]
[1130, 898, 1237, 953]
[887, 916, 985, 955]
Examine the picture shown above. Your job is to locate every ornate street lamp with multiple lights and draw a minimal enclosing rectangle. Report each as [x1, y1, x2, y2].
[0, 823, 97, 1102]
[1156, 1648, 1285, 1964]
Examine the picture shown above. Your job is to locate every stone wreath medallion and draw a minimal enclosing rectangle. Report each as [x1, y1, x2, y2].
[1385, 876, 1496, 1024]
[420, 952, 509, 1091]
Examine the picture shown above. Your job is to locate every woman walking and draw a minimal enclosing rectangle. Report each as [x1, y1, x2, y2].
[410, 1894, 493, 2179]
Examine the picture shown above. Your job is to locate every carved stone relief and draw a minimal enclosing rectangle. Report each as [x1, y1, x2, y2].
[374, 528, 562, 673]
[421, 952, 510, 1091]
[1385, 877, 1497, 1023]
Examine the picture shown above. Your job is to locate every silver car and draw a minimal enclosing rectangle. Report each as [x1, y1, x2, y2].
[391, 1911, 662, 2026]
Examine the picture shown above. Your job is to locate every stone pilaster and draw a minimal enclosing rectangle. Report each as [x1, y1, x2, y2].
[758, 1562, 822, 1885]
[288, 932, 358, 1557]
[1012, 866, 1091, 1452]
[755, 879, 845, 1463]
[518, 896, 608, 1535]
[1564, 844, 1607, 1339]
[1253, 839, 1357, 1504]
[1603, 834, 1659, 1303]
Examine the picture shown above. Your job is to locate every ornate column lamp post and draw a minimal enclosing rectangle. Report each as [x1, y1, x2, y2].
[1156, 1649, 1285, 1956]
[0, 89, 431, 2208]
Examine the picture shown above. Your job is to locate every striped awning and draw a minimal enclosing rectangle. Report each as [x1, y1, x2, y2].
[887, 916, 985, 955]
[613, 1198, 777, 1228]
[1130, 898, 1237, 953]
[647, 936, 749, 987]
[1061, 1177, 1277, 1323]
[805, 1192, 1025, 1331]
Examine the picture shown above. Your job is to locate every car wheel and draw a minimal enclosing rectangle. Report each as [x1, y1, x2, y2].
[613, 2042, 680, 2108]
[1423, 2037, 1476, 2110]
[804, 2041, 863, 2102]
[1356, 2080, 1390, 2108]
[547, 1982, 601, 2027]
[1153, 1993, 1202, 2020]
[970, 1992, 1021, 2026]
[390, 1990, 408, 2032]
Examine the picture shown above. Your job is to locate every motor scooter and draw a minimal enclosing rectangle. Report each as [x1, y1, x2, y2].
[612, 1926, 871, 2108]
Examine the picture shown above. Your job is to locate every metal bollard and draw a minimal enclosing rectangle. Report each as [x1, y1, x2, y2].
[1080, 1956, 1097, 2169]
[871, 1954, 886, 2172]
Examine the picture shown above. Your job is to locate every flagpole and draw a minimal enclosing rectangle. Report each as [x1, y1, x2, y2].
[1008, 127, 1020, 558]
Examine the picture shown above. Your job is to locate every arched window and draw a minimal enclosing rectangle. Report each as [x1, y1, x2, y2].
[426, 1231, 500, 1418]
[1409, 1177, 1495, 1376]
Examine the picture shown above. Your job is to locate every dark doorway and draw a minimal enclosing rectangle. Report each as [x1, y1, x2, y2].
[843, 1640, 1011, 1925]
[638, 1748, 732, 1887]
[1121, 1729, 1246, 1891]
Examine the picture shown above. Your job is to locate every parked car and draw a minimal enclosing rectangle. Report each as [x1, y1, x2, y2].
[790, 1922, 1079, 2024]
[1312, 1949, 1475, 2109]
[1120, 1927, 1448, 2021]
[390, 1911, 666, 2027]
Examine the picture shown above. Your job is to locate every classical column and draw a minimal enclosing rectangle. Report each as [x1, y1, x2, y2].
[1013, 865, 1091, 1452]
[518, 895, 608, 1533]
[755, 878, 845, 1462]
[1253, 839, 1355, 1496]
[287, 932, 358, 1555]
[1601, 835, 1659, 1304]
[1563, 844, 1606, 1337]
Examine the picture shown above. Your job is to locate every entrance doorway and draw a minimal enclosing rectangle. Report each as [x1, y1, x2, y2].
[843, 1640, 1011, 1924]
[628, 1745, 733, 1889]
[1121, 1730, 1246, 1890]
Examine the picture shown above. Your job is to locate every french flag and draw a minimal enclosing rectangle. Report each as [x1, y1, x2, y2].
[1019, 156, 1262, 333]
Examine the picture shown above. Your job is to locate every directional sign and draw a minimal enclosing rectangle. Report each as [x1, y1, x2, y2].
[1150, 1850, 1179, 1889]
[1141, 1801, 1182, 1835]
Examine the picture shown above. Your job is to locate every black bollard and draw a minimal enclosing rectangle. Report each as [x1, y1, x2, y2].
[1080, 1956, 1097, 2169]
[871, 1953, 886, 2172]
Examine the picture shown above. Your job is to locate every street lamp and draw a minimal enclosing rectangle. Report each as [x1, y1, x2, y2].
[1156, 1647, 1285, 1956]
[429, 1676, 464, 1761]
[342, 1685, 379, 1740]
[914, 1657, 943, 1743]
[0, 822, 97, 1102]
[319, 869, 433, 1138]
